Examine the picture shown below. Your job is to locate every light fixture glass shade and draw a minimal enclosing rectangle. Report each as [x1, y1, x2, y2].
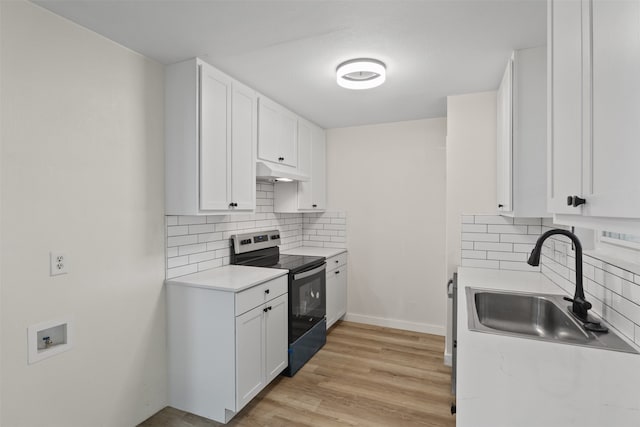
[336, 58, 386, 90]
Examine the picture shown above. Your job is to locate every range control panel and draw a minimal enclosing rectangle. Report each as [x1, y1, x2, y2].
[231, 230, 282, 254]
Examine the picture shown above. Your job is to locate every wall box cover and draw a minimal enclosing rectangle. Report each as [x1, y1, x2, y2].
[27, 316, 74, 364]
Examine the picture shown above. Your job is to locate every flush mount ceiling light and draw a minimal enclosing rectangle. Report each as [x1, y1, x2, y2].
[336, 58, 386, 90]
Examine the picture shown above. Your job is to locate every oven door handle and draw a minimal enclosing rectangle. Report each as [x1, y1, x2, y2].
[293, 264, 326, 281]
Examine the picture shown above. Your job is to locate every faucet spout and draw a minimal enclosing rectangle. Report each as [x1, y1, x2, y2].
[528, 229, 591, 321]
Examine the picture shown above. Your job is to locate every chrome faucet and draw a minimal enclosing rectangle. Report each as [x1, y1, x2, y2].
[527, 229, 592, 322]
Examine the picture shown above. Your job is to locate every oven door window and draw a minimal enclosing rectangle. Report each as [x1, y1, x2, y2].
[295, 279, 322, 317]
[290, 267, 326, 342]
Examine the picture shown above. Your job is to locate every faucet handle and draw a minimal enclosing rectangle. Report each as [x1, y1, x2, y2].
[563, 296, 592, 309]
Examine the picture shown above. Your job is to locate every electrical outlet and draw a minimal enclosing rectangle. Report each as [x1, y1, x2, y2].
[50, 252, 68, 276]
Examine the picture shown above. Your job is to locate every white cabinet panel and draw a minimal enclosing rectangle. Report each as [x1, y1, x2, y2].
[280, 109, 298, 167]
[335, 266, 347, 321]
[497, 47, 547, 218]
[496, 56, 513, 213]
[258, 96, 297, 167]
[199, 65, 232, 211]
[587, 0, 640, 218]
[548, 0, 584, 215]
[326, 269, 338, 329]
[231, 81, 257, 211]
[310, 126, 327, 210]
[257, 98, 281, 164]
[264, 294, 288, 383]
[326, 253, 347, 329]
[236, 306, 264, 410]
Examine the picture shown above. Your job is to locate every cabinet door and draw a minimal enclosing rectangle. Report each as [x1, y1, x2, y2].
[258, 97, 281, 164]
[297, 121, 314, 209]
[280, 109, 298, 167]
[235, 306, 264, 411]
[298, 124, 326, 211]
[325, 270, 338, 329]
[264, 294, 288, 383]
[311, 127, 327, 210]
[231, 81, 256, 211]
[548, 0, 585, 214]
[334, 266, 347, 321]
[199, 63, 232, 210]
[587, 0, 640, 218]
[496, 57, 513, 213]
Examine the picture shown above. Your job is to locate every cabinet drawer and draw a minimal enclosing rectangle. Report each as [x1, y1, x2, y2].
[236, 275, 288, 315]
[326, 252, 347, 272]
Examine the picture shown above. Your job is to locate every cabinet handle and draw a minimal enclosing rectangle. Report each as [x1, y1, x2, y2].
[264, 289, 270, 294]
[278, 157, 284, 161]
[229, 202, 234, 208]
[572, 196, 586, 207]
[335, 260, 339, 263]
[263, 307, 269, 313]
[567, 196, 586, 207]
[498, 204, 504, 208]
[268, 306, 272, 311]
[312, 204, 317, 208]
[335, 270, 340, 274]
[233, 202, 238, 207]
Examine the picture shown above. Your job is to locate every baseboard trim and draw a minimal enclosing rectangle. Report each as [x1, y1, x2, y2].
[343, 313, 445, 336]
[443, 352, 452, 367]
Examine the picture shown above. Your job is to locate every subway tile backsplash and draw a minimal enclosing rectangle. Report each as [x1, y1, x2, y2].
[165, 182, 347, 279]
[460, 214, 640, 346]
[460, 214, 540, 272]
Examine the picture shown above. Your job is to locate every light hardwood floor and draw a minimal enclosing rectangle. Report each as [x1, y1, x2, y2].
[140, 321, 455, 427]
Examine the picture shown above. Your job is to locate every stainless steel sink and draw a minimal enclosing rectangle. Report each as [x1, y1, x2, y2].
[466, 288, 639, 354]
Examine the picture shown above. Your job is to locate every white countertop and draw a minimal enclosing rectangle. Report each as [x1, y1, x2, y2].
[281, 246, 346, 258]
[165, 265, 287, 292]
[456, 267, 640, 427]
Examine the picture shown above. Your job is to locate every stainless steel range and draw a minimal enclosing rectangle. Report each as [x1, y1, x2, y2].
[230, 230, 327, 376]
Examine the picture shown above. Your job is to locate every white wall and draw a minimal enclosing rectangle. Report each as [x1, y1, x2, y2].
[326, 118, 447, 335]
[1, 2, 167, 425]
[444, 91, 497, 360]
[446, 92, 498, 278]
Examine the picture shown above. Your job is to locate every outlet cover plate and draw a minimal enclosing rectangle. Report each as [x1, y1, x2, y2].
[50, 252, 68, 276]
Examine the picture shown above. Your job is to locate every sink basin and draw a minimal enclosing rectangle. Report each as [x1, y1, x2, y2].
[474, 291, 589, 342]
[466, 288, 638, 354]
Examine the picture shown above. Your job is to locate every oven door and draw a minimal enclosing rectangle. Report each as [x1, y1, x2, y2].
[289, 262, 326, 343]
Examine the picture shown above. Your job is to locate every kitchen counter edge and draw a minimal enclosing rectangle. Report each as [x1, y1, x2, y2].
[165, 265, 288, 292]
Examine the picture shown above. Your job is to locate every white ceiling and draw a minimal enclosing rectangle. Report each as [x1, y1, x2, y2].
[33, 0, 546, 129]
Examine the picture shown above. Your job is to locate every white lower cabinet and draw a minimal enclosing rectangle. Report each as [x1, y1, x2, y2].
[326, 252, 347, 329]
[167, 275, 288, 424]
[236, 293, 287, 409]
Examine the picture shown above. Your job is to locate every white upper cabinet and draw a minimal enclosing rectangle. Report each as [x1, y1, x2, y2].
[165, 58, 256, 215]
[274, 120, 326, 212]
[588, 0, 640, 218]
[496, 54, 513, 213]
[258, 96, 298, 168]
[548, 0, 640, 230]
[231, 81, 258, 210]
[497, 46, 548, 218]
[199, 65, 232, 211]
[548, 0, 585, 215]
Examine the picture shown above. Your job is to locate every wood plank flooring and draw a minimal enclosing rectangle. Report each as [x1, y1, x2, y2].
[139, 321, 455, 427]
